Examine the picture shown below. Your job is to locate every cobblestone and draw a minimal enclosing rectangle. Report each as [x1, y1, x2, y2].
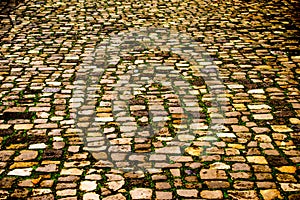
[0, 0, 299, 199]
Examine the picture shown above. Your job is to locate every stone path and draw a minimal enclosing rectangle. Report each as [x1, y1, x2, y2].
[0, 0, 299, 199]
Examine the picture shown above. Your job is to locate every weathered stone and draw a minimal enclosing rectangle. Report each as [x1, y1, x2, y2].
[102, 193, 126, 200]
[83, 193, 100, 200]
[200, 169, 227, 179]
[271, 125, 293, 132]
[275, 166, 296, 173]
[156, 191, 173, 200]
[228, 190, 259, 200]
[61, 168, 83, 176]
[130, 188, 152, 199]
[14, 150, 38, 161]
[56, 189, 77, 196]
[177, 189, 198, 198]
[200, 190, 223, 199]
[0, 150, 14, 161]
[246, 156, 268, 164]
[7, 168, 32, 176]
[0, 177, 16, 188]
[79, 181, 97, 192]
[0, 0, 299, 198]
[106, 180, 125, 191]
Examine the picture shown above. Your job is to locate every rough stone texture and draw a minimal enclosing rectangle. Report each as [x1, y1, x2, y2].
[0, 0, 299, 199]
[200, 190, 223, 199]
[102, 193, 126, 200]
[130, 188, 153, 199]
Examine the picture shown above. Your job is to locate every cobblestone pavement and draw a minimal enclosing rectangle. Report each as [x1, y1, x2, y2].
[0, 0, 300, 199]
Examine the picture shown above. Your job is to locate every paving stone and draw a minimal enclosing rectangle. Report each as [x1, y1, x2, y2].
[271, 125, 293, 132]
[200, 190, 223, 199]
[288, 194, 300, 200]
[10, 188, 29, 199]
[14, 124, 34, 130]
[102, 193, 125, 200]
[256, 182, 277, 189]
[29, 143, 47, 149]
[56, 183, 77, 190]
[155, 191, 173, 200]
[83, 192, 100, 200]
[200, 169, 227, 179]
[232, 163, 251, 171]
[14, 150, 38, 161]
[209, 162, 230, 170]
[61, 168, 83, 176]
[155, 146, 181, 154]
[230, 171, 252, 180]
[253, 114, 273, 120]
[36, 164, 58, 172]
[280, 183, 300, 192]
[275, 166, 296, 173]
[42, 149, 62, 159]
[177, 189, 198, 198]
[0, 0, 299, 198]
[205, 181, 230, 189]
[266, 156, 289, 166]
[7, 168, 32, 176]
[246, 156, 268, 164]
[228, 190, 259, 200]
[130, 188, 153, 199]
[276, 174, 297, 182]
[155, 182, 171, 190]
[231, 125, 249, 132]
[40, 180, 54, 188]
[248, 104, 271, 110]
[106, 180, 125, 191]
[0, 177, 16, 188]
[27, 194, 55, 200]
[32, 188, 52, 196]
[79, 180, 97, 192]
[233, 181, 254, 189]
[0, 150, 14, 161]
[9, 161, 37, 169]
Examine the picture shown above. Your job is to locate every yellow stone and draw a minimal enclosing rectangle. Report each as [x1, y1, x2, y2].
[246, 156, 268, 164]
[96, 107, 112, 113]
[233, 104, 246, 109]
[291, 56, 300, 60]
[260, 189, 283, 200]
[228, 144, 245, 149]
[190, 65, 201, 72]
[9, 162, 38, 169]
[255, 65, 272, 70]
[271, 125, 293, 132]
[6, 144, 27, 149]
[289, 118, 300, 124]
[41, 161, 61, 165]
[96, 113, 113, 117]
[275, 166, 296, 173]
[173, 124, 187, 129]
[185, 147, 203, 156]
[31, 177, 42, 185]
